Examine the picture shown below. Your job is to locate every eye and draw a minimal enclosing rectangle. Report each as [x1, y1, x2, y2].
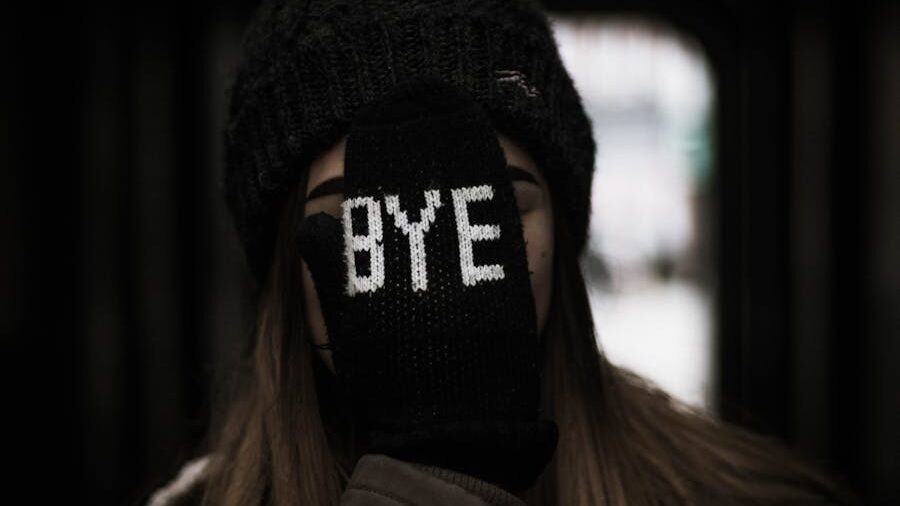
[508, 165, 543, 214]
[513, 180, 542, 214]
[304, 177, 344, 218]
[304, 193, 343, 219]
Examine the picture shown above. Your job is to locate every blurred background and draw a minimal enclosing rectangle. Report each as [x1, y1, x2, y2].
[1, 0, 898, 504]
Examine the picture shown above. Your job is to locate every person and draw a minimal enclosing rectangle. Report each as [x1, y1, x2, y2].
[144, 0, 858, 505]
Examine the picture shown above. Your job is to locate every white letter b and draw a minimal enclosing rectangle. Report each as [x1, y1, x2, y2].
[342, 196, 385, 296]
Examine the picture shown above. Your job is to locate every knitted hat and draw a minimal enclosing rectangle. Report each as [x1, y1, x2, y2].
[223, 0, 596, 286]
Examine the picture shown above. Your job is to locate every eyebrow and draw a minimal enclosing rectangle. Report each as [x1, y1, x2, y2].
[508, 164, 539, 185]
[307, 176, 344, 201]
[306, 165, 539, 201]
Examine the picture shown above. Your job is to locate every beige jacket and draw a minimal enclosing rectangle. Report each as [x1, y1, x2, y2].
[144, 453, 527, 506]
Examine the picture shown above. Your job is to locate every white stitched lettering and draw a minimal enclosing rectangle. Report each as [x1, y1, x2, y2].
[384, 190, 442, 292]
[451, 185, 505, 286]
[342, 196, 385, 296]
[340, 185, 506, 293]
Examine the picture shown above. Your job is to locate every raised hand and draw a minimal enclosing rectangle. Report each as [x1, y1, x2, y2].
[297, 77, 557, 494]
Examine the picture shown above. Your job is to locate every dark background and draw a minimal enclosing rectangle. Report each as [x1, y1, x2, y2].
[1, 1, 897, 504]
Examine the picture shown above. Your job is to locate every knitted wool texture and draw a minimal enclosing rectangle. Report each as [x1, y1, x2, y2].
[296, 78, 558, 493]
[224, 0, 596, 285]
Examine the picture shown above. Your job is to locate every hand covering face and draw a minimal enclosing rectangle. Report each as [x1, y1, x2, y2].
[297, 77, 557, 493]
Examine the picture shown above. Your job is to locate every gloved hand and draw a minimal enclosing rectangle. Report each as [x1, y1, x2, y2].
[296, 77, 557, 494]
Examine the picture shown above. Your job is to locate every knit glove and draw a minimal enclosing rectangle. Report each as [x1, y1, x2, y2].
[296, 78, 557, 493]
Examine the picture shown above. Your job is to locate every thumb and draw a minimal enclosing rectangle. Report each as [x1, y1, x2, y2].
[296, 211, 346, 347]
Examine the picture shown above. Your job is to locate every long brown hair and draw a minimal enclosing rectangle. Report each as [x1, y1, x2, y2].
[199, 172, 857, 505]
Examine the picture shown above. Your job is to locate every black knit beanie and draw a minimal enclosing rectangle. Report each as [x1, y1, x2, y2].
[223, 0, 596, 286]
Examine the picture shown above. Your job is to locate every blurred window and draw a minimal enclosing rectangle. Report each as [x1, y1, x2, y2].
[550, 15, 716, 411]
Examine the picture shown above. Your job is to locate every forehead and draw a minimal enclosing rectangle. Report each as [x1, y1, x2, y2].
[304, 132, 545, 197]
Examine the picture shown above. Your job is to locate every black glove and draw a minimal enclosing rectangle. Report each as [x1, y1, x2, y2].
[297, 77, 557, 493]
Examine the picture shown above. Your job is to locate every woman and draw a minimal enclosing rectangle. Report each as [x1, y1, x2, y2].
[146, 0, 857, 504]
